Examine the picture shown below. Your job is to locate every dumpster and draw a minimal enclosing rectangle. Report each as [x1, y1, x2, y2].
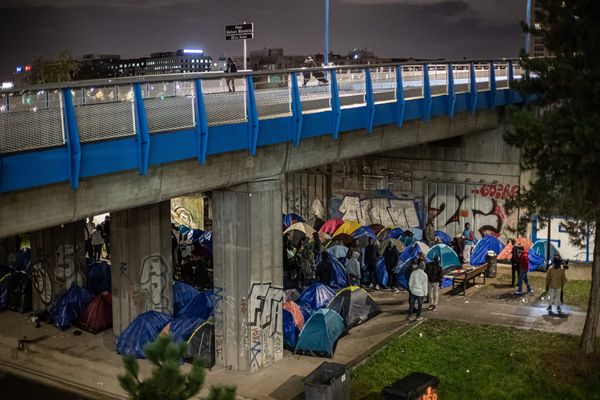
[304, 361, 349, 400]
[486, 251, 497, 278]
[382, 372, 439, 400]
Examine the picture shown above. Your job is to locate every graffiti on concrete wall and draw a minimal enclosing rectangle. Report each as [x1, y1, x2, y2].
[213, 286, 224, 362]
[331, 194, 422, 228]
[247, 282, 283, 370]
[171, 197, 204, 229]
[54, 243, 86, 289]
[139, 254, 170, 313]
[31, 250, 52, 305]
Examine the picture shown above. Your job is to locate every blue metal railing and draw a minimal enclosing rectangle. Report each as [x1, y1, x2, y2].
[0, 60, 525, 193]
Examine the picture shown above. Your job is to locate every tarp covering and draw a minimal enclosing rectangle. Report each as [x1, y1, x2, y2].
[319, 218, 344, 235]
[298, 282, 336, 310]
[327, 286, 380, 329]
[388, 228, 405, 240]
[295, 309, 345, 357]
[283, 213, 305, 228]
[375, 257, 389, 287]
[327, 245, 349, 260]
[49, 284, 94, 330]
[400, 242, 430, 262]
[411, 228, 424, 241]
[399, 233, 418, 247]
[529, 240, 559, 272]
[86, 261, 112, 296]
[434, 230, 453, 245]
[178, 290, 214, 319]
[328, 257, 350, 289]
[283, 300, 305, 330]
[116, 311, 172, 359]
[173, 281, 200, 317]
[186, 229, 205, 242]
[186, 320, 215, 367]
[161, 316, 205, 343]
[80, 292, 112, 333]
[470, 236, 506, 266]
[498, 238, 533, 261]
[426, 244, 460, 270]
[198, 231, 213, 254]
[283, 309, 299, 349]
[395, 257, 415, 290]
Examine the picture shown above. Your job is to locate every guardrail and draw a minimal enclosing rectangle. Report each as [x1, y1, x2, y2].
[0, 60, 525, 192]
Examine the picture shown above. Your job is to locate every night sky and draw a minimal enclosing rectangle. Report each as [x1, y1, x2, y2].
[0, 0, 527, 82]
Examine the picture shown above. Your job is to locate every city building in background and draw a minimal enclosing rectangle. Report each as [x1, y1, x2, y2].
[530, 0, 550, 57]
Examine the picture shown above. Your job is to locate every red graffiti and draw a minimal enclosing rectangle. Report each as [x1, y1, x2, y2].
[472, 184, 519, 200]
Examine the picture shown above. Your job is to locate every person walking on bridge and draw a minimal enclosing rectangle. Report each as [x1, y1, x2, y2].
[225, 58, 237, 92]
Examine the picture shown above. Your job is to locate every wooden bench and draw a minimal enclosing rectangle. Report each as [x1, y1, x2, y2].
[451, 264, 488, 296]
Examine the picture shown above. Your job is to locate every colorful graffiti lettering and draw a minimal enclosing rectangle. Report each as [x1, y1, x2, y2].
[472, 184, 519, 201]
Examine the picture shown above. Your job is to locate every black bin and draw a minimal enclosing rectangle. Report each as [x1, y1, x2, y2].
[304, 362, 349, 400]
[382, 372, 439, 400]
[486, 253, 497, 278]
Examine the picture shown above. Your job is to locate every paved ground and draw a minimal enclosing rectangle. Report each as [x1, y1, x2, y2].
[0, 263, 593, 400]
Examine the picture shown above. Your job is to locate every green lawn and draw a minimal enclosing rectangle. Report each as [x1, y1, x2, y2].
[351, 320, 600, 400]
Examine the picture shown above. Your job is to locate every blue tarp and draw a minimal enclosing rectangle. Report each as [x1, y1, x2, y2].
[329, 257, 350, 289]
[375, 257, 389, 287]
[298, 302, 314, 322]
[351, 226, 377, 240]
[411, 228, 423, 241]
[198, 231, 213, 254]
[282, 213, 304, 228]
[173, 281, 200, 317]
[86, 261, 111, 295]
[49, 284, 94, 330]
[400, 242, 427, 262]
[295, 309, 345, 357]
[116, 311, 172, 359]
[388, 228, 405, 240]
[395, 257, 413, 290]
[178, 290, 214, 319]
[283, 309, 299, 349]
[470, 236, 505, 266]
[298, 282, 336, 310]
[166, 316, 205, 343]
[529, 240, 559, 272]
[186, 229, 205, 242]
[434, 230, 453, 245]
[327, 245, 349, 260]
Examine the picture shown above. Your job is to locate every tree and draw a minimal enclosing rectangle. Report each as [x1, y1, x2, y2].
[505, 0, 600, 353]
[118, 335, 236, 400]
[27, 49, 77, 85]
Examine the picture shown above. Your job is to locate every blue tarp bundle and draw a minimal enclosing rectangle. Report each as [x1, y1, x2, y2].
[351, 226, 377, 240]
[283, 309, 299, 349]
[86, 261, 112, 295]
[529, 240, 559, 272]
[295, 309, 345, 357]
[116, 311, 172, 359]
[328, 257, 350, 289]
[165, 316, 205, 343]
[434, 230, 452, 245]
[375, 257, 389, 287]
[178, 290, 215, 319]
[282, 213, 304, 228]
[173, 281, 200, 317]
[470, 236, 505, 266]
[298, 282, 336, 310]
[49, 283, 94, 330]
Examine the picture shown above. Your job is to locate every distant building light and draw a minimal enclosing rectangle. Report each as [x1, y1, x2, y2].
[15, 66, 23, 73]
[183, 49, 203, 54]
[2, 82, 14, 89]
[24, 65, 32, 71]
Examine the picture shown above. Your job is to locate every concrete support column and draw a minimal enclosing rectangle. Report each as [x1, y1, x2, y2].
[212, 177, 284, 372]
[111, 201, 173, 335]
[30, 222, 86, 310]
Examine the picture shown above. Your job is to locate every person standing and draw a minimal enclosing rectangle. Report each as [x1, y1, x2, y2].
[407, 262, 428, 321]
[516, 249, 533, 295]
[461, 223, 475, 265]
[546, 254, 567, 314]
[297, 242, 315, 288]
[345, 243, 362, 286]
[84, 217, 95, 259]
[424, 220, 435, 245]
[91, 224, 104, 261]
[364, 238, 380, 289]
[425, 256, 443, 311]
[317, 250, 333, 286]
[225, 58, 237, 92]
[101, 215, 111, 260]
[510, 239, 520, 287]
[383, 242, 400, 292]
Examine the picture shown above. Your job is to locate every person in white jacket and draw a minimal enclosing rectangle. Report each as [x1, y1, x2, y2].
[407, 261, 429, 321]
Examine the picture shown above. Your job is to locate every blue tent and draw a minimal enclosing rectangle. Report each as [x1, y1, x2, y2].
[426, 244, 460, 270]
[283, 309, 299, 349]
[351, 226, 377, 240]
[411, 228, 424, 241]
[400, 242, 429, 262]
[179, 225, 191, 237]
[178, 290, 214, 319]
[375, 257, 389, 287]
[282, 213, 304, 228]
[399, 233, 417, 246]
[49, 283, 94, 330]
[388, 227, 405, 240]
[328, 256, 350, 289]
[173, 281, 200, 317]
[163, 316, 205, 343]
[298, 282, 336, 310]
[434, 230, 452, 245]
[327, 245, 349, 260]
[86, 261, 111, 295]
[529, 240, 559, 272]
[395, 257, 414, 290]
[294, 309, 345, 357]
[116, 311, 172, 358]
[298, 302, 314, 322]
[470, 236, 505, 266]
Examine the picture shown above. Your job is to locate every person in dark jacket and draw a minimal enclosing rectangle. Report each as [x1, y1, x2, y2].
[101, 215, 111, 259]
[364, 238, 380, 289]
[312, 231, 322, 255]
[317, 250, 333, 286]
[383, 242, 400, 292]
[425, 256, 443, 310]
[516, 249, 532, 295]
[510, 239, 520, 287]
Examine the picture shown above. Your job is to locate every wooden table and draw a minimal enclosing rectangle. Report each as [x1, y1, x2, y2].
[450, 264, 488, 296]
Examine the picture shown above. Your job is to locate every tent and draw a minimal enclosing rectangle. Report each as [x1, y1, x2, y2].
[173, 281, 200, 317]
[198, 231, 213, 254]
[330, 233, 354, 247]
[161, 316, 205, 343]
[434, 230, 453, 245]
[426, 244, 460, 270]
[379, 238, 405, 254]
[86, 261, 111, 296]
[283, 300, 305, 330]
[178, 290, 214, 319]
[332, 221, 362, 237]
[116, 311, 172, 359]
[327, 286, 380, 329]
[49, 283, 94, 330]
[306, 217, 326, 232]
[283, 213, 304, 228]
[470, 236, 505, 266]
[298, 282, 336, 310]
[284, 222, 317, 244]
[283, 300, 305, 350]
[351, 226, 377, 240]
[369, 224, 385, 235]
[295, 309, 345, 357]
[375, 257, 389, 287]
[395, 257, 414, 290]
[400, 241, 431, 262]
[328, 257, 350, 289]
[529, 240, 559, 272]
[186, 319, 215, 367]
[319, 218, 344, 235]
[327, 245, 349, 260]
[497, 238, 533, 261]
[79, 293, 112, 333]
[411, 228, 424, 241]
[399, 232, 418, 246]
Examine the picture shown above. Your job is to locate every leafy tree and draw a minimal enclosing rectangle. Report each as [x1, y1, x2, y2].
[505, 0, 600, 353]
[27, 49, 77, 85]
[118, 335, 236, 400]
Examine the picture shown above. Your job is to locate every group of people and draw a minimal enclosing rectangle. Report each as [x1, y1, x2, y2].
[84, 216, 110, 261]
[405, 253, 444, 320]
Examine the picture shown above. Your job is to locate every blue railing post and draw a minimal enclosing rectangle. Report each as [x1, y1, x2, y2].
[133, 83, 150, 176]
[365, 67, 376, 133]
[246, 76, 259, 156]
[290, 72, 304, 147]
[422, 64, 432, 123]
[508, 61, 515, 105]
[489, 62, 497, 110]
[330, 69, 341, 140]
[447, 63, 456, 119]
[469, 63, 478, 113]
[193, 79, 209, 164]
[395, 66, 405, 128]
[62, 88, 81, 189]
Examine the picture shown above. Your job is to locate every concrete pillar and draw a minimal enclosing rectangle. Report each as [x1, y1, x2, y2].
[111, 201, 173, 335]
[212, 177, 284, 372]
[30, 222, 86, 310]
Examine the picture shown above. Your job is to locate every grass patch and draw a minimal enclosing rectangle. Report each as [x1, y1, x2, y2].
[351, 320, 600, 400]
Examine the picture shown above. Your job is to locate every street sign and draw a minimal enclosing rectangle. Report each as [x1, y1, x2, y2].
[225, 23, 254, 40]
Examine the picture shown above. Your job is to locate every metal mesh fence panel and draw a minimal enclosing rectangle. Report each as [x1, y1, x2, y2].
[201, 78, 247, 126]
[474, 63, 491, 91]
[296, 71, 331, 113]
[495, 62, 510, 89]
[253, 74, 292, 120]
[453, 64, 471, 93]
[336, 69, 366, 108]
[143, 81, 195, 133]
[402, 66, 424, 99]
[370, 67, 396, 104]
[429, 64, 448, 96]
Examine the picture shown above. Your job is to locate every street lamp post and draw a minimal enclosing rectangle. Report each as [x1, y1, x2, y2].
[525, 0, 532, 52]
[324, 0, 329, 66]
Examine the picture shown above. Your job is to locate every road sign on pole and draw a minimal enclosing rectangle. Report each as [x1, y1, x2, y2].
[226, 23, 254, 70]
